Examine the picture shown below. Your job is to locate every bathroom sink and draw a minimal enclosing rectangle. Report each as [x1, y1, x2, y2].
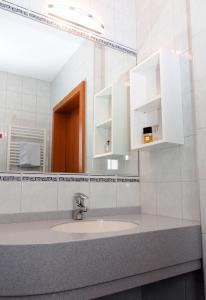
[52, 220, 138, 234]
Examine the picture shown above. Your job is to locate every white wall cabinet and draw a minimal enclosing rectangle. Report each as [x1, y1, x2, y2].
[130, 48, 184, 150]
[93, 74, 129, 158]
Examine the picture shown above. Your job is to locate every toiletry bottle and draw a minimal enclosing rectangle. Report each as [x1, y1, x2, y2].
[152, 124, 160, 141]
[106, 140, 110, 152]
[143, 127, 153, 144]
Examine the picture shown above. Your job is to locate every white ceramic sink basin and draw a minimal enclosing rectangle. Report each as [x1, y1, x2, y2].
[52, 220, 138, 234]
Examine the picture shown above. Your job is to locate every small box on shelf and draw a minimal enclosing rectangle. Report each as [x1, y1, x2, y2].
[134, 104, 163, 147]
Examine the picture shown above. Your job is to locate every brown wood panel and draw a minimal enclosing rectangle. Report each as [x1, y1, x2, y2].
[51, 81, 85, 173]
[51, 112, 66, 172]
[78, 82, 85, 173]
[65, 105, 79, 172]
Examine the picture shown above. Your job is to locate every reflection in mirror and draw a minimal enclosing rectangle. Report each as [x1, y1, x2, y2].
[0, 7, 138, 175]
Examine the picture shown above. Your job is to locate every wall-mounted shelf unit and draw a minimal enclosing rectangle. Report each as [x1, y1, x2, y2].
[130, 48, 184, 151]
[93, 74, 129, 158]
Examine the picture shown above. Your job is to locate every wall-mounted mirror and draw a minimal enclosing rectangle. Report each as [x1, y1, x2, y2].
[0, 0, 138, 176]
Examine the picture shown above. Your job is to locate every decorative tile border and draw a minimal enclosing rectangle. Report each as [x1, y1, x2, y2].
[0, 173, 139, 183]
[117, 178, 140, 183]
[0, 175, 21, 182]
[90, 177, 116, 183]
[59, 176, 89, 182]
[0, 0, 137, 56]
[22, 176, 58, 182]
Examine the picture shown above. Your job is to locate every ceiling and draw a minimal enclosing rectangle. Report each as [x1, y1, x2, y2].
[0, 10, 84, 82]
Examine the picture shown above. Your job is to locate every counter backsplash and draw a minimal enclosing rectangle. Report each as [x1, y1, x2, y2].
[0, 174, 140, 215]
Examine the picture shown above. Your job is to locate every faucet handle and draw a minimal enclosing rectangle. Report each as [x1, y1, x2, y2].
[74, 193, 88, 207]
[73, 193, 88, 220]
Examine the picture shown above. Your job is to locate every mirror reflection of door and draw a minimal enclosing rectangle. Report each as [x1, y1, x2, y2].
[51, 81, 85, 173]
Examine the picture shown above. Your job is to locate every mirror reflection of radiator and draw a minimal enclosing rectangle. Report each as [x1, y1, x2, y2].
[7, 125, 47, 172]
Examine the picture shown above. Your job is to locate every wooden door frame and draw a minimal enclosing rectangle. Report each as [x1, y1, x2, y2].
[51, 81, 85, 173]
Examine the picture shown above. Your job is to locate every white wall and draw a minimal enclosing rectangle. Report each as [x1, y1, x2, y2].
[189, 0, 206, 286]
[4, 0, 201, 221]
[136, 0, 200, 222]
[0, 174, 140, 214]
[51, 40, 94, 172]
[0, 72, 51, 171]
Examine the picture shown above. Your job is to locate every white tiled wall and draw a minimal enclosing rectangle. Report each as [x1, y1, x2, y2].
[136, 0, 201, 222]
[0, 71, 51, 171]
[117, 178, 140, 207]
[189, 1, 206, 283]
[21, 175, 58, 212]
[0, 179, 21, 213]
[0, 174, 140, 214]
[2, 1, 201, 222]
[89, 177, 117, 209]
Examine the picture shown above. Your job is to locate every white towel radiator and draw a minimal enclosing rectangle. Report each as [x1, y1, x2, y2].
[7, 125, 47, 172]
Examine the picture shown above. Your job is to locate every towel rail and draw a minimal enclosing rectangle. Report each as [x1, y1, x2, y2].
[7, 125, 47, 172]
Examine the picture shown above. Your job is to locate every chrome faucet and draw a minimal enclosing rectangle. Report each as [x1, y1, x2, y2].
[72, 193, 88, 220]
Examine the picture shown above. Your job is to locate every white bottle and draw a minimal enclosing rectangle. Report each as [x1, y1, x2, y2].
[105, 140, 110, 152]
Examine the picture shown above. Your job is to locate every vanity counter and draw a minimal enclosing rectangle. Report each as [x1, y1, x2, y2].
[0, 213, 200, 244]
[0, 213, 201, 299]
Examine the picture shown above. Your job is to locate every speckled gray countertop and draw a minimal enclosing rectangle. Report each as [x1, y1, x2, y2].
[0, 213, 200, 245]
[0, 213, 201, 298]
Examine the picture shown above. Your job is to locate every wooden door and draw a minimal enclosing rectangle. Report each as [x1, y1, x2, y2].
[51, 81, 85, 173]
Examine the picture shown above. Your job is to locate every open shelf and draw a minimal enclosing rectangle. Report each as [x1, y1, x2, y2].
[94, 126, 112, 157]
[94, 87, 112, 157]
[94, 86, 112, 125]
[130, 48, 184, 150]
[133, 105, 163, 147]
[96, 119, 112, 129]
[134, 95, 161, 113]
[131, 52, 161, 109]
[93, 72, 130, 158]
[135, 140, 164, 150]
[94, 152, 113, 158]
